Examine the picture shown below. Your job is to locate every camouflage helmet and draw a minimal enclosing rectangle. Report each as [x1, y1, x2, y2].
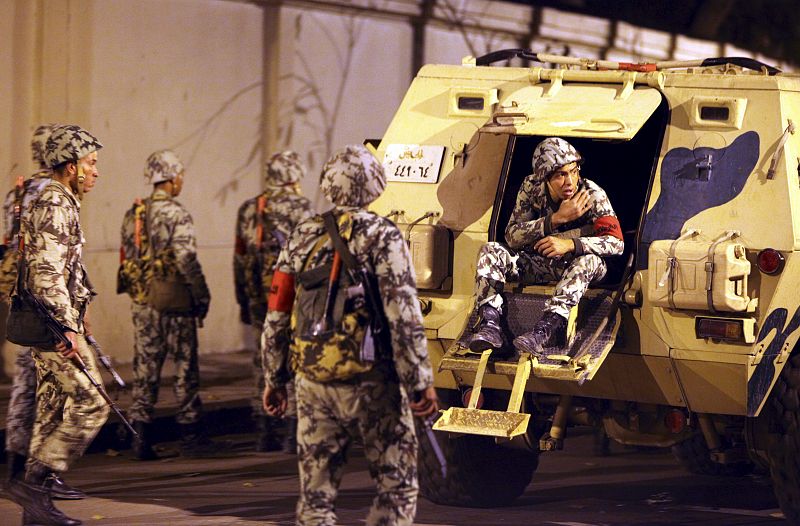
[320, 145, 386, 207]
[31, 123, 59, 168]
[144, 150, 184, 185]
[532, 137, 582, 180]
[264, 150, 305, 187]
[44, 124, 103, 169]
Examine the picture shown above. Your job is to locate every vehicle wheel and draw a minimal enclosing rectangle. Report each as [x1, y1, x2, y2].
[671, 432, 752, 476]
[766, 352, 800, 524]
[415, 389, 539, 507]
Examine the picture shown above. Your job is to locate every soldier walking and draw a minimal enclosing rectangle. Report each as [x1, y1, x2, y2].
[6, 124, 110, 526]
[119, 150, 219, 459]
[233, 151, 312, 453]
[3, 123, 86, 501]
[262, 145, 439, 526]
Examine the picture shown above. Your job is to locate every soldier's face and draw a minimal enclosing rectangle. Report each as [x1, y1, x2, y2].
[172, 171, 185, 196]
[546, 162, 580, 201]
[77, 152, 99, 194]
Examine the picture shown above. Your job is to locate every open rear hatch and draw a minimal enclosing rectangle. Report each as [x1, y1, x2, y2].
[435, 79, 664, 437]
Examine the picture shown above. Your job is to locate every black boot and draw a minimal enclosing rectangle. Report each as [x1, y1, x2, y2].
[8, 462, 82, 525]
[6, 452, 26, 483]
[132, 421, 158, 461]
[48, 473, 86, 500]
[513, 312, 567, 357]
[180, 422, 230, 458]
[283, 418, 298, 454]
[469, 304, 504, 352]
[255, 416, 283, 453]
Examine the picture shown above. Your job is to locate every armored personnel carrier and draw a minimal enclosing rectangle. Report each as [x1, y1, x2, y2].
[369, 49, 800, 521]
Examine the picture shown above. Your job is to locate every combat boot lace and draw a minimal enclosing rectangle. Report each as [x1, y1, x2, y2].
[48, 473, 86, 500]
[468, 304, 504, 352]
[513, 312, 567, 358]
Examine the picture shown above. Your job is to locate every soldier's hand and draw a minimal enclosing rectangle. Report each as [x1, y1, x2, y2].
[263, 385, 288, 417]
[410, 386, 439, 418]
[56, 331, 79, 359]
[552, 189, 592, 226]
[534, 236, 575, 258]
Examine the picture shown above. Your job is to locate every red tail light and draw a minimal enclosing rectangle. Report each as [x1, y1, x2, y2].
[664, 409, 687, 434]
[757, 248, 784, 275]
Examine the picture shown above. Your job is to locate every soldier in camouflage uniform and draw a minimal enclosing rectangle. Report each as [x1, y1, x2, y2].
[470, 137, 624, 357]
[4, 124, 87, 501]
[261, 145, 439, 526]
[233, 151, 313, 453]
[120, 150, 215, 460]
[6, 124, 110, 526]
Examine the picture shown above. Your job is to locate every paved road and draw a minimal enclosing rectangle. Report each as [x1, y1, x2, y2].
[0, 429, 786, 525]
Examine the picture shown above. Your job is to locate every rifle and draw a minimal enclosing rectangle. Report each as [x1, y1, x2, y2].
[85, 334, 126, 389]
[18, 288, 138, 438]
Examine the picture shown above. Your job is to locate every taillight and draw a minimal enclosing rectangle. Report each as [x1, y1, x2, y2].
[757, 248, 784, 275]
[695, 317, 745, 341]
[664, 409, 687, 434]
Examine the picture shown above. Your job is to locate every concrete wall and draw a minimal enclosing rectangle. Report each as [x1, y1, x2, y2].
[0, 0, 790, 375]
[0, 0, 265, 373]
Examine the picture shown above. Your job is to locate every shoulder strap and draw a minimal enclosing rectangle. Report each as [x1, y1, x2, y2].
[8, 176, 25, 244]
[255, 193, 267, 252]
[322, 211, 358, 270]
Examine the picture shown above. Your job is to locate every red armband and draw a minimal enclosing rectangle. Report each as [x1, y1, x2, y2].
[594, 216, 623, 240]
[119, 247, 126, 264]
[268, 270, 296, 313]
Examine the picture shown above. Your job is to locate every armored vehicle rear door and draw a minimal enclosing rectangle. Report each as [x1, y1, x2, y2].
[486, 83, 664, 384]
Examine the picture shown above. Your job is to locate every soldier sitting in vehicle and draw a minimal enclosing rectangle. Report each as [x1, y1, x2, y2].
[469, 137, 624, 357]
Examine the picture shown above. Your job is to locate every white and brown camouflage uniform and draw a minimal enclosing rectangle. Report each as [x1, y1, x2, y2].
[234, 151, 312, 420]
[120, 150, 210, 426]
[262, 145, 434, 526]
[19, 125, 109, 474]
[4, 124, 58, 460]
[475, 137, 624, 319]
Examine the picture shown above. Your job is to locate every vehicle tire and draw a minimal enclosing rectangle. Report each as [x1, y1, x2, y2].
[671, 432, 752, 476]
[766, 352, 800, 524]
[415, 389, 539, 507]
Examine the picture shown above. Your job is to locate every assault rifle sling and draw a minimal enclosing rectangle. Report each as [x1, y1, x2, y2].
[322, 211, 386, 361]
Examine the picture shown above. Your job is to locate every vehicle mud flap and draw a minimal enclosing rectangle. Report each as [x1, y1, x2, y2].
[434, 350, 531, 438]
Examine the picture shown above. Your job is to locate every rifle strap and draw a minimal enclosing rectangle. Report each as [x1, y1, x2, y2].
[7, 176, 24, 245]
[322, 211, 359, 272]
[255, 194, 267, 252]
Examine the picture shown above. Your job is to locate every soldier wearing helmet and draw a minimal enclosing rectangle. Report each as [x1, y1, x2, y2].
[261, 145, 438, 525]
[120, 149, 219, 460]
[470, 137, 624, 356]
[6, 124, 109, 525]
[3, 123, 89, 503]
[233, 150, 313, 453]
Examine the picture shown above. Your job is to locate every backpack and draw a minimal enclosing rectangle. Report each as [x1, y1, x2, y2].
[289, 211, 387, 383]
[242, 191, 283, 320]
[0, 177, 27, 300]
[116, 196, 192, 313]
